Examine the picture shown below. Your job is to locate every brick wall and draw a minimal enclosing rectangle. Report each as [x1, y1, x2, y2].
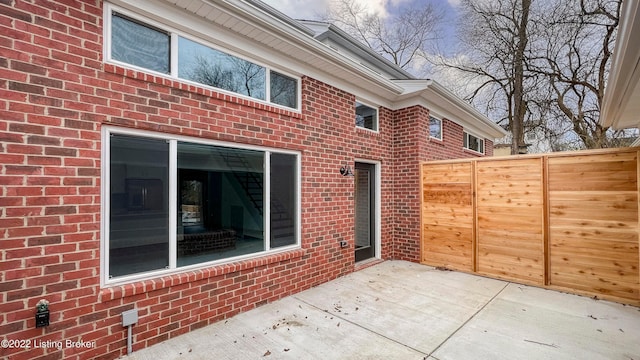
[0, 1, 492, 359]
[393, 111, 490, 262]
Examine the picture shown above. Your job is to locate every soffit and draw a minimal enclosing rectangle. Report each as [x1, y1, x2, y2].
[158, 0, 404, 96]
[601, 0, 640, 130]
[111, 0, 503, 140]
[393, 80, 507, 139]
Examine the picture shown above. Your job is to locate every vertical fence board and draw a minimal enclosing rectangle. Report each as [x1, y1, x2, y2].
[420, 149, 640, 305]
[547, 151, 639, 301]
[421, 162, 473, 271]
[476, 158, 545, 285]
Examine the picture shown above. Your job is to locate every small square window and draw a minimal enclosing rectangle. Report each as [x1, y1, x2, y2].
[429, 116, 442, 140]
[463, 132, 484, 153]
[355, 101, 378, 131]
[270, 71, 298, 108]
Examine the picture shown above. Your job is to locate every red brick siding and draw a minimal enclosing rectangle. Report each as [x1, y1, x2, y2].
[0, 1, 493, 359]
[393, 111, 492, 262]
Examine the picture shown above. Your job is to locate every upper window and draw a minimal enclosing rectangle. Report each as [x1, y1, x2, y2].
[463, 132, 485, 153]
[178, 37, 266, 100]
[355, 101, 378, 131]
[112, 14, 170, 74]
[107, 8, 299, 110]
[429, 116, 442, 140]
[104, 128, 300, 284]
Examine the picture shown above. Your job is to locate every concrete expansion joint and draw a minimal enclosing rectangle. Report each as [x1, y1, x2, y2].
[293, 295, 430, 356]
[427, 281, 511, 358]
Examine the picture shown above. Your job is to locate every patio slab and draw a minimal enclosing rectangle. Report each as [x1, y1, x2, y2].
[123, 260, 640, 360]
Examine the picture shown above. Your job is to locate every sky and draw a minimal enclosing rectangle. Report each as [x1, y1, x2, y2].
[266, 0, 460, 22]
[265, 0, 462, 74]
[265, 0, 470, 93]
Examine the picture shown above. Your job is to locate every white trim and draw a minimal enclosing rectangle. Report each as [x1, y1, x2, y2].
[463, 131, 485, 154]
[295, 153, 302, 247]
[100, 126, 110, 288]
[393, 79, 507, 139]
[101, 125, 302, 287]
[429, 115, 443, 140]
[354, 159, 381, 261]
[168, 139, 178, 270]
[264, 151, 271, 251]
[104, 3, 302, 112]
[355, 100, 379, 133]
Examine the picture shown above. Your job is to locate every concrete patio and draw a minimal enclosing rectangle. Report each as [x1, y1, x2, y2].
[123, 260, 640, 360]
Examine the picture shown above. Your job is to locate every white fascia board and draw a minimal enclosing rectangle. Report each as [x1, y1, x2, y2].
[310, 22, 415, 80]
[392, 80, 507, 140]
[601, 0, 640, 129]
[154, 0, 405, 95]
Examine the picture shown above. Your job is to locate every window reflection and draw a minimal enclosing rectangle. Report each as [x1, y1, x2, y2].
[356, 101, 378, 130]
[111, 13, 170, 74]
[178, 37, 266, 100]
[270, 71, 297, 108]
[429, 116, 442, 140]
[110, 12, 300, 109]
[177, 142, 265, 267]
[270, 153, 297, 248]
[109, 135, 170, 277]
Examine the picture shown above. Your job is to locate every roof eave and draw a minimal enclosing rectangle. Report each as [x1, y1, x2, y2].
[393, 80, 507, 139]
[201, 0, 406, 95]
[601, 0, 640, 130]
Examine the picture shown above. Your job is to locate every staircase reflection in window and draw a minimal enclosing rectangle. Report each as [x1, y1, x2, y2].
[177, 142, 264, 267]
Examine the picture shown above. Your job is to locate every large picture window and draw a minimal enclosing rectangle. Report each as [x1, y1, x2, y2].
[104, 128, 300, 283]
[106, 6, 299, 110]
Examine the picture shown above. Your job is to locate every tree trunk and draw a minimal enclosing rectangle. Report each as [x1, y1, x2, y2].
[511, 0, 531, 155]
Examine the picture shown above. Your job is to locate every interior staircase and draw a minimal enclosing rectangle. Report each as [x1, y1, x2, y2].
[221, 152, 295, 245]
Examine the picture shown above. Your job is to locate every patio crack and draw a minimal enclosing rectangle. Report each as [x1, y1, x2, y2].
[427, 281, 511, 358]
[294, 296, 430, 357]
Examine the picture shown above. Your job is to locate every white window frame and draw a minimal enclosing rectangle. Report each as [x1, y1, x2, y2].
[429, 116, 443, 140]
[103, 3, 301, 112]
[355, 100, 379, 132]
[463, 131, 485, 154]
[100, 126, 302, 287]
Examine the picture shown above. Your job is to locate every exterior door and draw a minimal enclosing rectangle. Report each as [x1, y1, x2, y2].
[354, 162, 376, 262]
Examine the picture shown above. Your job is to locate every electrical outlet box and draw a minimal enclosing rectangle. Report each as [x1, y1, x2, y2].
[122, 309, 138, 327]
[35, 309, 49, 328]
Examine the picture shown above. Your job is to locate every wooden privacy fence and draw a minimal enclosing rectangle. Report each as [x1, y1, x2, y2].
[420, 148, 640, 305]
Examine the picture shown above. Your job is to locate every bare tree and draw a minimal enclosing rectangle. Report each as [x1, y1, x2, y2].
[433, 0, 633, 152]
[186, 55, 265, 98]
[324, 0, 443, 70]
[324, 0, 632, 152]
[528, 0, 631, 149]
[433, 0, 533, 154]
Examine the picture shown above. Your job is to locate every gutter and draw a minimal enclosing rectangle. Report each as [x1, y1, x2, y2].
[393, 79, 507, 138]
[428, 81, 507, 137]
[216, 0, 405, 95]
[310, 21, 416, 80]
